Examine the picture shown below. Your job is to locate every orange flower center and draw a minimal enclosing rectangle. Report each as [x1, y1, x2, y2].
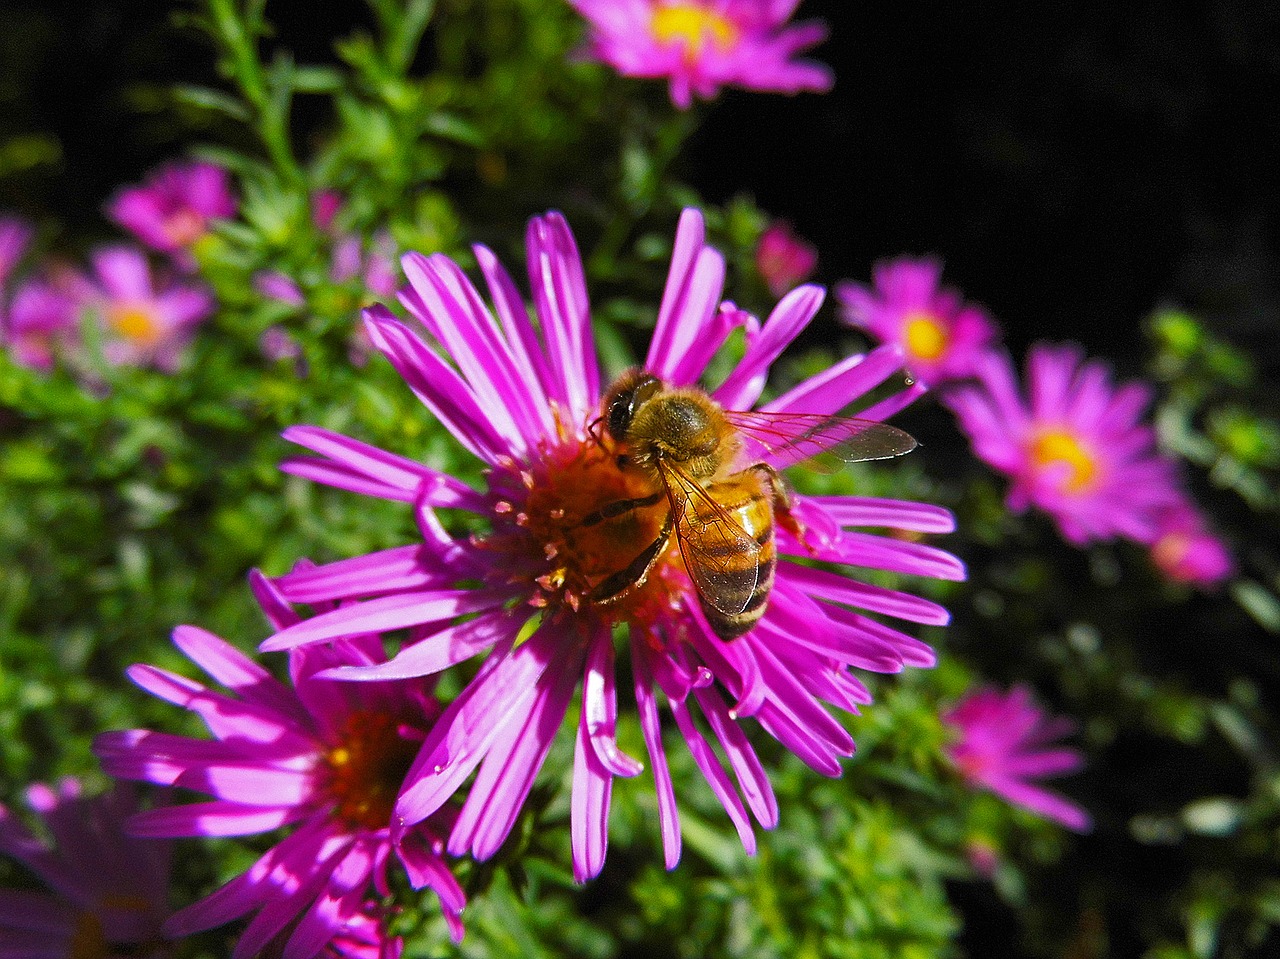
[651, 4, 740, 58]
[481, 438, 684, 628]
[69, 911, 107, 959]
[902, 311, 950, 361]
[1027, 428, 1098, 494]
[163, 209, 207, 248]
[109, 303, 162, 345]
[324, 709, 421, 831]
[1152, 531, 1191, 575]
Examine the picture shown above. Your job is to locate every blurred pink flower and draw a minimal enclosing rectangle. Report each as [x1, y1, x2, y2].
[0, 779, 172, 958]
[260, 207, 961, 882]
[944, 686, 1092, 832]
[2, 271, 82, 371]
[569, 0, 833, 108]
[83, 246, 214, 371]
[755, 221, 817, 298]
[107, 161, 235, 266]
[836, 256, 998, 387]
[1149, 498, 1234, 587]
[946, 343, 1182, 545]
[94, 572, 465, 958]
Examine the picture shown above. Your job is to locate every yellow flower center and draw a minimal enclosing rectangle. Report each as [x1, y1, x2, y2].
[1028, 428, 1098, 494]
[651, 4, 740, 57]
[109, 303, 162, 345]
[902, 311, 950, 361]
[325, 709, 422, 831]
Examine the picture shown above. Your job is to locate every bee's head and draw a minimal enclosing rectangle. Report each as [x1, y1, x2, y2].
[603, 369, 663, 441]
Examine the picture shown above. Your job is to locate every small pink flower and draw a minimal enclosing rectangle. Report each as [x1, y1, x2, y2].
[944, 686, 1092, 832]
[83, 246, 214, 371]
[0, 779, 173, 958]
[836, 257, 998, 387]
[569, 0, 833, 108]
[755, 221, 817, 298]
[94, 572, 465, 958]
[2, 270, 82, 372]
[107, 161, 235, 264]
[946, 343, 1183, 545]
[1149, 498, 1234, 587]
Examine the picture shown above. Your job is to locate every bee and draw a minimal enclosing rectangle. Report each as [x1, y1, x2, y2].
[583, 369, 917, 639]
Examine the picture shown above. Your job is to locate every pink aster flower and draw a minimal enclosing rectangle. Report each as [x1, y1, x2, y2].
[0, 778, 172, 958]
[1149, 497, 1234, 587]
[835, 256, 998, 387]
[2, 271, 82, 372]
[946, 343, 1183, 545]
[82, 246, 214, 371]
[755, 220, 817, 298]
[93, 571, 466, 958]
[107, 160, 235, 265]
[260, 207, 963, 881]
[944, 685, 1092, 833]
[570, 0, 834, 109]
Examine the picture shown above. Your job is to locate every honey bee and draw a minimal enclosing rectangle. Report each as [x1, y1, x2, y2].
[584, 369, 917, 639]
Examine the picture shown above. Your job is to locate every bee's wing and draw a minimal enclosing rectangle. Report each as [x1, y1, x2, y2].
[657, 460, 761, 618]
[724, 410, 917, 472]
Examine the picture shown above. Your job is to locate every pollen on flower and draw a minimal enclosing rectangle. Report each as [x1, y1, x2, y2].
[324, 709, 421, 831]
[482, 437, 685, 628]
[902, 311, 950, 361]
[651, 4, 739, 57]
[109, 303, 161, 345]
[1028, 428, 1099, 494]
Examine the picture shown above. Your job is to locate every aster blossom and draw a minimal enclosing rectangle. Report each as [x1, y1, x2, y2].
[79, 246, 215, 371]
[261, 207, 963, 881]
[1149, 497, 1234, 587]
[1, 268, 82, 372]
[755, 220, 817, 298]
[107, 160, 235, 264]
[93, 571, 465, 959]
[836, 256, 998, 387]
[0, 778, 172, 958]
[943, 685, 1092, 832]
[946, 343, 1182, 545]
[569, 0, 833, 109]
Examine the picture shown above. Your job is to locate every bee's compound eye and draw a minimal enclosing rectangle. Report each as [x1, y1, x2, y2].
[616, 454, 630, 469]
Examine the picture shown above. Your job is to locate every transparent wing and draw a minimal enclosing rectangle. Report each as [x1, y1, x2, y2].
[657, 460, 761, 618]
[724, 410, 917, 472]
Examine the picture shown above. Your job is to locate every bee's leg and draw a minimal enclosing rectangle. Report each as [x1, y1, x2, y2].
[588, 511, 674, 606]
[580, 490, 664, 528]
[748, 463, 805, 541]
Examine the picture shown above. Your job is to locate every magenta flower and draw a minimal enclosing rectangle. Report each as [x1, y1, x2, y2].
[2, 271, 82, 372]
[755, 220, 817, 298]
[261, 207, 963, 881]
[944, 685, 1092, 832]
[82, 246, 214, 371]
[0, 779, 172, 958]
[107, 160, 235, 264]
[945, 343, 1182, 545]
[1149, 498, 1234, 587]
[835, 257, 998, 387]
[93, 572, 466, 958]
[569, 0, 833, 108]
